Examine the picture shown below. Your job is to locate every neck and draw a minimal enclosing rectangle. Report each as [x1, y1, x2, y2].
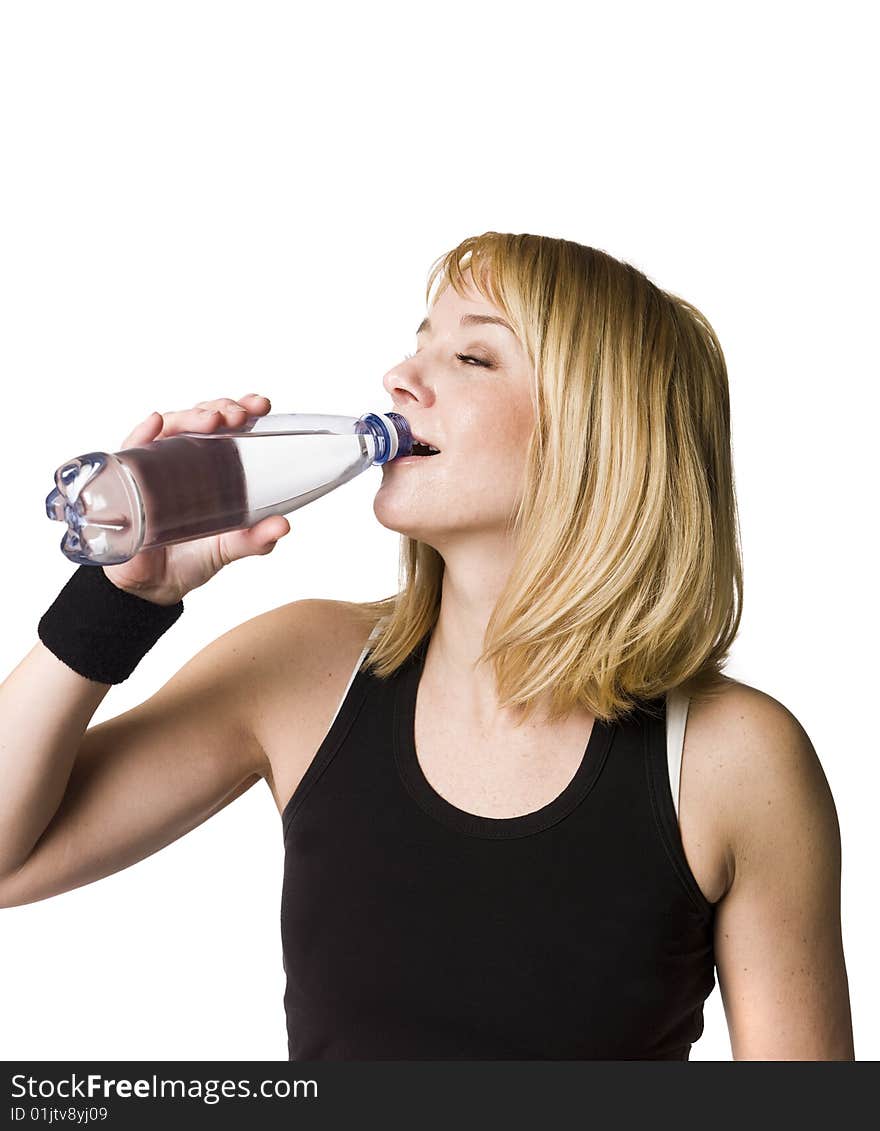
[423, 535, 547, 730]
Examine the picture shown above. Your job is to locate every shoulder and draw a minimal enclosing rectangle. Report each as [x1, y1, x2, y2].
[684, 677, 838, 884]
[228, 597, 382, 695]
[687, 680, 852, 1058]
[192, 596, 382, 749]
[685, 675, 805, 758]
[249, 596, 381, 652]
[221, 598, 384, 806]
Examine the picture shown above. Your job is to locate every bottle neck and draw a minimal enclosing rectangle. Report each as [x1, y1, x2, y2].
[360, 412, 413, 463]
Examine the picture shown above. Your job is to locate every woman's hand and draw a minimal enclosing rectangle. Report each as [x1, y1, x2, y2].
[102, 394, 291, 606]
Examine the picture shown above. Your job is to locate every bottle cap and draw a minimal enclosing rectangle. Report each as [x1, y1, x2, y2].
[360, 412, 413, 463]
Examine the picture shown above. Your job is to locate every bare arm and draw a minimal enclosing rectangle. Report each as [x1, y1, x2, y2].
[0, 391, 300, 908]
[0, 602, 312, 909]
[713, 691, 855, 1060]
[0, 643, 113, 876]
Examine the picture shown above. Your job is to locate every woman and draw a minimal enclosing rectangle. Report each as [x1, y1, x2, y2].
[0, 232, 854, 1060]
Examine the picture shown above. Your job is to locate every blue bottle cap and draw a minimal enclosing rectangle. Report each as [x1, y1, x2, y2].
[360, 412, 413, 463]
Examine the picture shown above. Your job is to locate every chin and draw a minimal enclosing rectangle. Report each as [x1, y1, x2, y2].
[372, 497, 443, 546]
[373, 509, 428, 542]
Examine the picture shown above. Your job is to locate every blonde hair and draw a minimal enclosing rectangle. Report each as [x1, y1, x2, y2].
[353, 231, 744, 725]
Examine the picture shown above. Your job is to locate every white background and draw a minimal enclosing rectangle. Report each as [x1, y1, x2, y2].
[1, 0, 876, 1061]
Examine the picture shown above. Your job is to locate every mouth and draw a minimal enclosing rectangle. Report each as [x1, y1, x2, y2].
[393, 449, 441, 463]
[408, 435, 441, 458]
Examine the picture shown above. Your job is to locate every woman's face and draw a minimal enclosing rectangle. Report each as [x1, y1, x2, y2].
[374, 274, 536, 551]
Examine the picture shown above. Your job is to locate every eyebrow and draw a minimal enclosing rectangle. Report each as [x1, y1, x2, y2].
[416, 313, 516, 337]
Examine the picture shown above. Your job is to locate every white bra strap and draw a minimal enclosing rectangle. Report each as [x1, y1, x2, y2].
[665, 690, 690, 824]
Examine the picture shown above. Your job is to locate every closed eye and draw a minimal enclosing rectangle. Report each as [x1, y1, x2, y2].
[400, 350, 494, 369]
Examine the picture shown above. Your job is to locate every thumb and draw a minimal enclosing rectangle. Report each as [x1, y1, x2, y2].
[220, 516, 291, 564]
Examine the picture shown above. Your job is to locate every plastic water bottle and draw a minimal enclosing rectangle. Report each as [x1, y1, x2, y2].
[45, 411, 415, 566]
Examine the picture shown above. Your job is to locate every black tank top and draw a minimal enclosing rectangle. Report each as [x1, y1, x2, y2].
[280, 628, 716, 1060]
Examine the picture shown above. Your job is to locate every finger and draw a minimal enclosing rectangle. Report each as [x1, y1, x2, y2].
[192, 396, 268, 415]
[122, 393, 272, 450]
[238, 393, 271, 413]
[194, 397, 246, 412]
[218, 516, 291, 566]
[153, 407, 225, 436]
[189, 396, 268, 427]
[120, 411, 164, 449]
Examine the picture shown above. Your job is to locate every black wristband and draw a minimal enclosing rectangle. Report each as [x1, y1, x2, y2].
[38, 565, 184, 685]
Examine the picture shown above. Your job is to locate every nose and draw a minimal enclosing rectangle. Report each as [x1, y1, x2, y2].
[382, 355, 436, 409]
